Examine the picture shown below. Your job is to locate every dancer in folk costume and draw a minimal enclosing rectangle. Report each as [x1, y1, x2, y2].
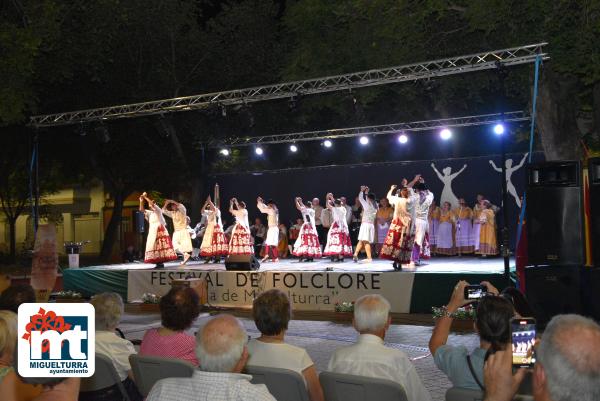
[323, 193, 353, 261]
[428, 200, 441, 255]
[409, 178, 434, 266]
[228, 198, 253, 255]
[380, 185, 414, 270]
[199, 196, 229, 262]
[353, 186, 378, 263]
[454, 198, 474, 255]
[476, 200, 498, 256]
[292, 197, 322, 261]
[472, 194, 499, 252]
[140, 193, 178, 268]
[162, 198, 193, 265]
[436, 201, 457, 256]
[257, 197, 280, 262]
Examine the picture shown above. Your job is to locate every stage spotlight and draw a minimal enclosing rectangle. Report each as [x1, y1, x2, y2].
[493, 123, 505, 135]
[398, 134, 408, 144]
[289, 144, 298, 153]
[255, 147, 264, 156]
[440, 128, 452, 140]
[323, 140, 332, 148]
[359, 136, 369, 145]
[220, 149, 230, 156]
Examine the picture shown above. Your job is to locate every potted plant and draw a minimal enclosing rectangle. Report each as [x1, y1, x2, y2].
[333, 301, 354, 322]
[432, 305, 475, 332]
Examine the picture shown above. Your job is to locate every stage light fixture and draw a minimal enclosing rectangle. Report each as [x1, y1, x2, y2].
[359, 136, 369, 145]
[398, 134, 408, 144]
[323, 140, 332, 148]
[220, 149, 230, 156]
[493, 123, 505, 135]
[290, 144, 298, 152]
[255, 147, 264, 155]
[440, 128, 452, 140]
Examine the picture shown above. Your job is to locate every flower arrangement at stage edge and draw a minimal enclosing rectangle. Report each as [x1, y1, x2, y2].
[334, 301, 354, 313]
[432, 304, 476, 320]
[54, 290, 83, 299]
[142, 293, 161, 304]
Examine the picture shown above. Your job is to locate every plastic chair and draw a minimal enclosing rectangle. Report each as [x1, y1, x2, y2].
[80, 353, 131, 401]
[246, 365, 310, 401]
[319, 371, 408, 401]
[445, 387, 534, 401]
[129, 354, 196, 396]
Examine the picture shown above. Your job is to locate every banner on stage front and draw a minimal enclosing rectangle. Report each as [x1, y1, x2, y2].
[127, 270, 415, 313]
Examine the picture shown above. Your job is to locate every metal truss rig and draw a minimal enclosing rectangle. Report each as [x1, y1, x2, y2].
[30, 43, 548, 127]
[207, 111, 531, 148]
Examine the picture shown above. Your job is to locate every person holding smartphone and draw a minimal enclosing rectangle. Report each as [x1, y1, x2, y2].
[428, 280, 514, 390]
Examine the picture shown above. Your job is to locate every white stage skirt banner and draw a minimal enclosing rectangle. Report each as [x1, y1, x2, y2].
[127, 270, 415, 313]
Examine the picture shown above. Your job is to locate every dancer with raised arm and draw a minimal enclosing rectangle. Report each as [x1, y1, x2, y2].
[323, 193, 353, 262]
[140, 192, 178, 268]
[410, 179, 434, 266]
[162, 198, 193, 265]
[199, 195, 229, 262]
[353, 186, 378, 263]
[257, 197, 280, 263]
[430, 162, 467, 209]
[228, 198, 253, 256]
[292, 197, 322, 261]
[380, 185, 414, 271]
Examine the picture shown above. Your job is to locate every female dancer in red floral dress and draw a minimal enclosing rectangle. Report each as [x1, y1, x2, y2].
[380, 185, 414, 271]
[292, 197, 322, 261]
[140, 192, 178, 268]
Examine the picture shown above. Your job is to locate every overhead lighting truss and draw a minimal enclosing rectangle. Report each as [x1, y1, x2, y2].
[30, 43, 547, 127]
[207, 111, 530, 148]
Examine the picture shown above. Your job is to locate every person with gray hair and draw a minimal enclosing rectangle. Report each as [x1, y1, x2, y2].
[483, 314, 600, 401]
[327, 294, 431, 401]
[147, 314, 276, 401]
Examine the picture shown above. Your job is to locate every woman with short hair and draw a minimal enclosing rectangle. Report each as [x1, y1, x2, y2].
[247, 290, 324, 401]
[140, 286, 201, 365]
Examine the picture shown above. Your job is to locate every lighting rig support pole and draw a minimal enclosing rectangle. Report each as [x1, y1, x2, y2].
[496, 63, 511, 279]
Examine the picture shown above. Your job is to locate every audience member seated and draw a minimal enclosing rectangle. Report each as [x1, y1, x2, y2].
[247, 289, 324, 401]
[85, 293, 142, 401]
[140, 286, 200, 365]
[0, 284, 36, 312]
[0, 310, 42, 401]
[428, 280, 514, 391]
[147, 314, 276, 401]
[483, 314, 600, 401]
[327, 294, 431, 401]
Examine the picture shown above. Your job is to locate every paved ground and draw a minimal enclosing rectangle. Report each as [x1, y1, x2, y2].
[120, 311, 480, 401]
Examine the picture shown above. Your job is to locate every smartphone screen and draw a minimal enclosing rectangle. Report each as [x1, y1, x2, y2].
[512, 318, 536, 368]
[464, 284, 486, 300]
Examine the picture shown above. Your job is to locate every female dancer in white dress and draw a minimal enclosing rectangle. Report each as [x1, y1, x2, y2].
[292, 197, 322, 261]
[436, 201, 457, 255]
[139, 192, 177, 268]
[228, 198, 253, 255]
[323, 193, 353, 262]
[199, 196, 229, 262]
[353, 186, 378, 263]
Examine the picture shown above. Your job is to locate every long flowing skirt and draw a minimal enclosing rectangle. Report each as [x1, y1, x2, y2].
[357, 222, 375, 243]
[228, 224, 253, 255]
[293, 223, 322, 258]
[380, 217, 414, 264]
[323, 222, 353, 257]
[201, 225, 229, 257]
[472, 222, 481, 251]
[436, 222, 456, 256]
[172, 229, 193, 253]
[376, 222, 390, 244]
[429, 219, 439, 247]
[145, 226, 178, 264]
[477, 223, 498, 255]
[200, 222, 215, 255]
[455, 218, 474, 254]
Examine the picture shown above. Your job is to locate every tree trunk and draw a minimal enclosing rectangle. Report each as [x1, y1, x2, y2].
[536, 67, 583, 161]
[8, 217, 17, 261]
[99, 190, 125, 263]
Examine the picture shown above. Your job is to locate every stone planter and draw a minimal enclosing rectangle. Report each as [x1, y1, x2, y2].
[332, 312, 353, 323]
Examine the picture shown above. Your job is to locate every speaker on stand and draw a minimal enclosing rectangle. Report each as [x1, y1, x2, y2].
[583, 157, 600, 321]
[225, 254, 260, 271]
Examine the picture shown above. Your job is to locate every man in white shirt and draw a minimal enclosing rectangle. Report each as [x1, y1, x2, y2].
[312, 198, 325, 246]
[163, 199, 193, 265]
[257, 197, 280, 262]
[147, 314, 276, 401]
[327, 294, 432, 401]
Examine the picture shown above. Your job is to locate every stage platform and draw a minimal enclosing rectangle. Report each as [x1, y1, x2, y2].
[64, 257, 512, 313]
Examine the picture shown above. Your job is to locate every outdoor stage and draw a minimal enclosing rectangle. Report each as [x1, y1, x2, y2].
[63, 257, 512, 313]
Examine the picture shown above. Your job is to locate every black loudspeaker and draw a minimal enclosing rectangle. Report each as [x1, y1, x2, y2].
[134, 210, 145, 233]
[581, 267, 600, 322]
[526, 161, 584, 266]
[225, 254, 260, 271]
[525, 266, 582, 328]
[589, 158, 600, 267]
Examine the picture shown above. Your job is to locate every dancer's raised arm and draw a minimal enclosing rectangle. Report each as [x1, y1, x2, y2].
[515, 152, 529, 169]
[295, 197, 304, 211]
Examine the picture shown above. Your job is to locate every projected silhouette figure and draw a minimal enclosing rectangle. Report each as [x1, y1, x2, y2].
[430, 163, 467, 209]
[489, 152, 529, 208]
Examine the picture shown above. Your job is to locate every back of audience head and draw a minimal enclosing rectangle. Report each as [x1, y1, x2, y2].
[353, 294, 391, 336]
[91, 292, 124, 331]
[475, 295, 514, 353]
[0, 310, 17, 362]
[0, 284, 36, 313]
[500, 287, 535, 318]
[535, 314, 600, 401]
[252, 289, 291, 336]
[196, 314, 248, 373]
[160, 286, 201, 331]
